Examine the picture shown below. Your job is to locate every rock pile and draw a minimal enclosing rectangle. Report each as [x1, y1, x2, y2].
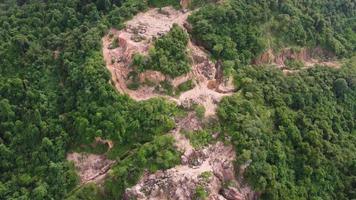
[124, 142, 257, 200]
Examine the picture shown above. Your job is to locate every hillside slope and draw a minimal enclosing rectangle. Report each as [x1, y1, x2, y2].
[0, 0, 355, 200]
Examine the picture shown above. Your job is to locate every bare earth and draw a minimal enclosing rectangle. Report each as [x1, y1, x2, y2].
[102, 7, 235, 116]
[125, 113, 256, 200]
[67, 152, 115, 184]
[253, 48, 341, 75]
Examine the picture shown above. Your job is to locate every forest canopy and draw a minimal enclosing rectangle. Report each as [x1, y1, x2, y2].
[218, 63, 356, 199]
[188, 0, 356, 64]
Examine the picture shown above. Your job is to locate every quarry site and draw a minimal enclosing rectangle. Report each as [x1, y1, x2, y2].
[68, 3, 341, 200]
[102, 6, 235, 117]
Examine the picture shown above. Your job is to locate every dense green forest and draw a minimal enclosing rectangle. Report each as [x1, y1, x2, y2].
[218, 63, 356, 199]
[188, 0, 355, 63]
[0, 0, 355, 200]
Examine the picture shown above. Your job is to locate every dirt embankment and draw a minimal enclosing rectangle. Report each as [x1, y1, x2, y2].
[253, 48, 341, 70]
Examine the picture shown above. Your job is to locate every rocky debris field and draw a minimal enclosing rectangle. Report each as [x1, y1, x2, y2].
[123, 112, 257, 200]
[124, 141, 256, 200]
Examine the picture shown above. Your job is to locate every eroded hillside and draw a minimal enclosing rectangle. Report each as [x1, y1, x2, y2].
[102, 6, 234, 116]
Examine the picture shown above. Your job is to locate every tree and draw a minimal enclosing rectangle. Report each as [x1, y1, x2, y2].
[334, 78, 348, 98]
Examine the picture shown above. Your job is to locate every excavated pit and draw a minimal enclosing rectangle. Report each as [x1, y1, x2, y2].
[102, 6, 235, 116]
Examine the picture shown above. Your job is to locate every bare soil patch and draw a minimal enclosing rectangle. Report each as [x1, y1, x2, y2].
[253, 48, 341, 73]
[67, 152, 115, 184]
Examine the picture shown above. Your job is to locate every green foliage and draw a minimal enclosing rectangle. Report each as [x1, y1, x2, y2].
[195, 105, 206, 119]
[177, 79, 195, 94]
[183, 130, 213, 149]
[188, 0, 216, 9]
[284, 59, 304, 70]
[1, 0, 354, 200]
[334, 78, 349, 98]
[199, 171, 213, 182]
[103, 135, 181, 199]
[66, 183, 103, 200]
[108, 37, 119, 49]
[108, 0, 149, 29]
[194, 185, 208, 200]
[135, 24, 191, 77]
[189, 0, 356, 62]
[218, 64, 356, 199]
[148, 0, 180, 8]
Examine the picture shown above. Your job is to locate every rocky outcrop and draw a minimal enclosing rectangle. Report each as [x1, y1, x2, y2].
[124, 142, 256, 200]
[221, 186, 253, 200]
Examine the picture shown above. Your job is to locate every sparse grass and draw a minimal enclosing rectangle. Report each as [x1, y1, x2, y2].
[127, 71, 140, 90]
[183, 130, 213, 149]
[160, 80, 174, 95]
[127, 82, 140, 90]
[199, 171, 213, 182]
[194, 185, 208, 200]
[195, 105, 205, 119]
[148, 0, 181, 8]
[285, 59, 304, 69]
[176, 79, 195, 95]
[108, 37, 119, 49]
